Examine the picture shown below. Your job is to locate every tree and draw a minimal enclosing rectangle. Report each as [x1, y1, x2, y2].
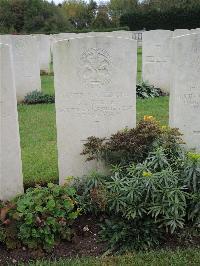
[62, 0, 89, 29]
[87, 0, 98, 26]
[23, 0, 72, 33]
[92, 4, 112, 29]
[0, 0, 73, 34]
[109, 0, 139, 26]
[140, 0, 200, 11]
[0, 0, 26, 33]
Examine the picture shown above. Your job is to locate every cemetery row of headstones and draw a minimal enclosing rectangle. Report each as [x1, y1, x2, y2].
[0, 29, 199, 201]
[142, 28, 200, 92]
[0, 31, 141, 102]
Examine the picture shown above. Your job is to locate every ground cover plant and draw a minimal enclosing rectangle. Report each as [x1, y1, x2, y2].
[136, 82, 166, 99]
[0, 184, 80, 251]
[24, 91, 55, 104]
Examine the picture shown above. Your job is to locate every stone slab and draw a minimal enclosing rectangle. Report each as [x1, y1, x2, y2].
[0, 43, 24, 200]
[53, 36, 137, 183]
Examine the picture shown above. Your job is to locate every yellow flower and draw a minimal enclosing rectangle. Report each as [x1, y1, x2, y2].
[161, 126, 167, 130]
[188, 152, 200, 161]
[143, 171, 152, 177]
[144, 115, 154, 122]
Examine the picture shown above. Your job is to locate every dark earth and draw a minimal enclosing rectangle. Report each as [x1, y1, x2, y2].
[0, 215, 199, 265]
[0, 215, 106, 265]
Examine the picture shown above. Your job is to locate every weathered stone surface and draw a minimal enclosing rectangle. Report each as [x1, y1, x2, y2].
[142, 30, 172, 93]
[50, 33, 77, 51]
[169, 33, 200, 151]
[53, 36, 137, 183]
[11, 35, 41, 101]
[33, 34, 51, 73]
[0, 43, 24, 200]
[173, 29, 191, 37]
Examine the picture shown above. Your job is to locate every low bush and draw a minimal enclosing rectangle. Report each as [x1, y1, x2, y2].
[24, 91, 55, 104]
[136, 82, 167, 99]
[0, 183, 81, 251]
[81, 117, 183, 165]
[79, 117, 200, 252]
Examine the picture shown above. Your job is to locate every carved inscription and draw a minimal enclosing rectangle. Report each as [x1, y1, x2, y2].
[177, 93, 200, 109]
[79, 48, 111, 88]
[61, 92, 132, 118]
[193, 131, 200, 135]
[145, 56, 169, 63]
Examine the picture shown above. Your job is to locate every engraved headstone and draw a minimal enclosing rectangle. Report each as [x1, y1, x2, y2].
[33, 34, 51, 73]
[169, 33, 200, 151]
[0, 43, 24, 200]
[11, 35, 41, 102]
[53, 36, 137, 183]
[142, 30, 172, 93]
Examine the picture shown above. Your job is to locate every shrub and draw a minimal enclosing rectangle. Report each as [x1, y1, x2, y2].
[136, 82, 167, 99]
[24, 91, 55, 104]
[120, 8, 200, 31]
[81, 117, 183, 165]
[79, 117, 200, 252]
[0, 183, 81, 251]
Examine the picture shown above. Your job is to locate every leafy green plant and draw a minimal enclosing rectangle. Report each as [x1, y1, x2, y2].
[1, 183, 81, 251]
[136, 82, 166, 99]
[183, 152, 200, 193]
[24, 91, 55, 104]
[183, 153, 200, 226]
[79, 119, 200, 252]
[100, 217, 162, 252]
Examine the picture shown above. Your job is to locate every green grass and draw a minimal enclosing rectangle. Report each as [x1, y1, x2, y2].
[137, 47, 142, 81]
[137, 96, 169, 125]
[41, 75, 54, 95]
[22, 248, 200, 265]
[18, 48, 169, 185]
[18, 104, 58, 185]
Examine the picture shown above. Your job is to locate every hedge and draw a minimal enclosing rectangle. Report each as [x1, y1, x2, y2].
[120, 8, 200, 31]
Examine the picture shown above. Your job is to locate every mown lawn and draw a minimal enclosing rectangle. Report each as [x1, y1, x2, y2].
[22, 248, 200, 266]
[18, 48, 169, 185]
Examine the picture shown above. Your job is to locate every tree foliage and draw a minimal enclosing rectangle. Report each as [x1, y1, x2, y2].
[0, 0, 73, 33]
[1, 0, 200, 33]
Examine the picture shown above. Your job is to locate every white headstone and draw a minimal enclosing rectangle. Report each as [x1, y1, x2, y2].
[169, 33, 200, 151]
[81, 31, 133, 39]
[173, 29, 191, 37]
[191, 28, 200, 34]
[112, 31, 133, 39]
[51, 33, 77, 51]
[11, 35, 41, 101]
[0, 35, 12, 46]
[53, 36, 137, 183]
[33, 34, 51, 73]
[0, 43, 24, 200]
[142, 30, 172, 93]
